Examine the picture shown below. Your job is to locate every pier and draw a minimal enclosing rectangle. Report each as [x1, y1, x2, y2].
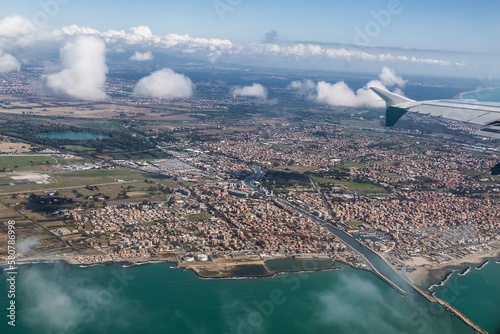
[247, 168, 487, 333]
[282, 202, 486, 333]
[411, 284, 487, 334]
[353, 250, 407, 296]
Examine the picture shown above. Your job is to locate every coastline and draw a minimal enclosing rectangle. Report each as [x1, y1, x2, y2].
[6, 240, 499, 286]
[2, 254, 345, 279]
[1, 254, 176, 270]
[402, 241, 500, 291]
[377, 247, 496, 334]
[457, 86, 500, 100]
[3, 250, 493, 333]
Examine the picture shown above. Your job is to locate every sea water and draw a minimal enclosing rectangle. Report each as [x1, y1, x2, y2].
[433, 259, 500, 334]
[0, 262, 473, 334]
[462, 87, 500, 102]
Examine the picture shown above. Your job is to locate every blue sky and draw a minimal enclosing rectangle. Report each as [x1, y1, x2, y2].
[0, 0, 499, 77]
[2, 0, 498, 51]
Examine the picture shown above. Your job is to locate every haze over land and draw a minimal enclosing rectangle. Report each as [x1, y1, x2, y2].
[0, 2, 499, 334]
[0, 0, 499, 84]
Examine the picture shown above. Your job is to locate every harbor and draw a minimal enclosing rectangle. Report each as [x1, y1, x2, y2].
[243, 164, 491, 333]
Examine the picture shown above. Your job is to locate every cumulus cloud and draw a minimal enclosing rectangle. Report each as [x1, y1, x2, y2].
[0, 15, 468, 72]
[290, 67, 407, 108]
[61, 24, 233, 62]
[231, 83, 268, 100]
[61, 24, 100, 36]
[41, 36, 109, 101]
[315, 80, 385, 108]
[129, 51, 153, 61]
[133, 68, 195, 99]
[127, 26, 154, 44]
[52, 22, 464, 67]
[0, 15, 36, 38]
[379, 66, 407, 87]
[0, 15, 60, 49]
[0, 49, 21, 72]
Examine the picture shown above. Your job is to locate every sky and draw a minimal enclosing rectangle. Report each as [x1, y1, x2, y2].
[2, 0, 498, 50]
[0, 0, 499, 79]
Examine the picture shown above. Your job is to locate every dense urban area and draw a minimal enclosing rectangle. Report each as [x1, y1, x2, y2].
[0, 68, 499, 283]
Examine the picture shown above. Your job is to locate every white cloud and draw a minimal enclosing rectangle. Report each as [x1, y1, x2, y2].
[288, 79, 317, 100]
[61, 24, 100, 36]
[51, 23, 461, 67]
[0, 15, 61, 49]
[378, 66, 407, 87]
[0, 16, 479, 79]
[0, 15, 36, 37]
[127, 26, 154, 44]
[290, 67, 407, 108]
[231, 83, 268, 100]
[288, 79, 316, 91]
[41, 36, 109, 101]
[316, 81, 385, 108]
[0, 50, 21, 73]
[129, 51, 153, 61]
[133, 68, 194, 99]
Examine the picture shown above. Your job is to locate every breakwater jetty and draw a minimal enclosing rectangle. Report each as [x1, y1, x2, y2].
[252, 172, 486, 333]
[412, 284, 486, 334]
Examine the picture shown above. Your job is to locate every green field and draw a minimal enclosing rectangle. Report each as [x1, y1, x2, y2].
[0, 155, 57, 171]
[376, 172, 403, 179]
[0, 168, 151, 194]
[0, 177, 12, 183]
[44, 180, 169, 206]
[63, 145, 95, 152]
[312, 175, 386, 195]
[332, 162, 366, 169]
[273, 165, 318, 173]
[53, 168, 148, 186]
[332, 179, 378, 188]
[184, 213, 209, 222]
[76, 120, 123, 130]
[0, 155, 93, 172]
[346, 221, 365, 226]
[141, 220, 160, 226]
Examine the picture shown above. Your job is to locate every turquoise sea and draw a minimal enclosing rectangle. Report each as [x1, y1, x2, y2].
[462, 87, 500, 102]
[0, 262, 474, 334]
[433, 259, 500, 334]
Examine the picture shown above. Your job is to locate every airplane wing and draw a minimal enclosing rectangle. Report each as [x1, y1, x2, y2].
[370, 87, 500, 139]
[369, 86, 500, 174]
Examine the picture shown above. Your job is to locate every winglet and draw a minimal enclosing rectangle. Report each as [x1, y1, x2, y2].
[370, 87, 415, 126]
[369, 87, 415, 108]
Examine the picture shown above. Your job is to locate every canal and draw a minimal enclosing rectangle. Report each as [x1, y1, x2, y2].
[244, 166, 263, 191]
[245, 166, 410, 292]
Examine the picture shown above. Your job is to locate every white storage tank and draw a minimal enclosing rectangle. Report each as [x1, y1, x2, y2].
[196, 254, 208, 262]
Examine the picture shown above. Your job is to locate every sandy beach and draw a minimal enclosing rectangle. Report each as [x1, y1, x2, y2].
[2, 254, 177, 267]
[402, 241, 500, 289]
